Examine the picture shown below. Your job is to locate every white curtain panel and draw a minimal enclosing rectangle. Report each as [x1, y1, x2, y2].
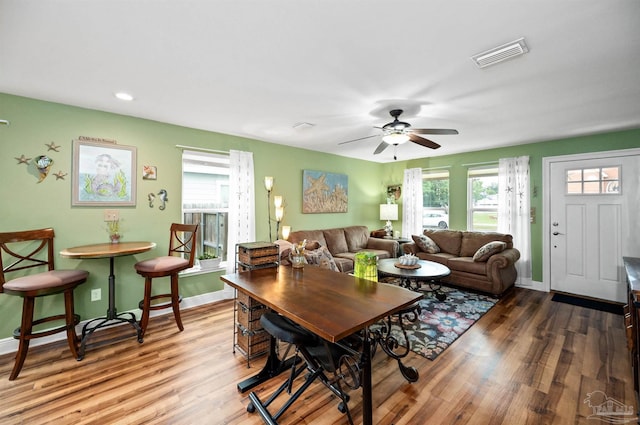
[226, 150, 256, 274]
[402, 168, 423, 239]
[497, 156, 532, 285]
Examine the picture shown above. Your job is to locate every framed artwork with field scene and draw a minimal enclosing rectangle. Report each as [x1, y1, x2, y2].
[302, 169, 348, 213]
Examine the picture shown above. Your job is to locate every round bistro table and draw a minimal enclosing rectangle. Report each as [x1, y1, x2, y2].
[377, 258, 451, 300]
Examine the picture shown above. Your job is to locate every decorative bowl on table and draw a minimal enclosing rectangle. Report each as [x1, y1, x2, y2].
[398, 254, 418, 266]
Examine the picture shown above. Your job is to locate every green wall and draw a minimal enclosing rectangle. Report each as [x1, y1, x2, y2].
[390, 129, 640, 282]
[0, 93, 386, 340]
[1, 92, 639, 341]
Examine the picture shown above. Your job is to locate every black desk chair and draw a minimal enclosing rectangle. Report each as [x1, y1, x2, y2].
[134, 223, 198, 338]
[0, 228, 89, 380]
[248, 311, 355, 425]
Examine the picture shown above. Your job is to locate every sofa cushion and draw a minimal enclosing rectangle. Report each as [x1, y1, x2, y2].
[473, 241, 507, 262]
[344, 226, 370, 252]
[304, 246, 339, 272]
[322, 228, 349, 256]
[424, 229, 463, 256]
[448, 257, 488, 275]
[288, 230, 327, 248]
[460, 232, 513, 257]
[412, 234, 440, 254]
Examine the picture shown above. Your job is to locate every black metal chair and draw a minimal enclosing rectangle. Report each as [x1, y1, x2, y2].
[248, 311, 355, 425]
[0, 228, 89, 380]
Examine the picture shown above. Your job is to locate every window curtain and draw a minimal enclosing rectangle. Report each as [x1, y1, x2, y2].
[402, 168, 423, 238]
[226, 150, 255, 274]
[497, 156, 532, 285]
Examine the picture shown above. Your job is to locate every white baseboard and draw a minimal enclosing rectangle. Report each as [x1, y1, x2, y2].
[0, 288, 235, 356]
[516, 279, 546, 292]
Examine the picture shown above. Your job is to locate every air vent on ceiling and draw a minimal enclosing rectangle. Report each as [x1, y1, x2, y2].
[471, 37, 529, 69]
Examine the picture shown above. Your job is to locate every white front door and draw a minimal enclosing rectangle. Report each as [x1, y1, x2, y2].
[548, 151, 640, 303]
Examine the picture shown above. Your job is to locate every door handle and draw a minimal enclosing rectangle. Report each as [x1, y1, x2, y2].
[552, 231, 564, 236]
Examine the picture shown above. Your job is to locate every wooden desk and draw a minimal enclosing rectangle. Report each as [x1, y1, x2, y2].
[60, 241, 156, 359]
[221, 265, 423, 425]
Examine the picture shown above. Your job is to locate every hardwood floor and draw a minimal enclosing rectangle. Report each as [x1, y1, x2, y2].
[0, 288, 634, 424]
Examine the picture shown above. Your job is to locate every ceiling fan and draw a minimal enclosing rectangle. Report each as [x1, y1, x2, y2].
[339, 109, 458, 157]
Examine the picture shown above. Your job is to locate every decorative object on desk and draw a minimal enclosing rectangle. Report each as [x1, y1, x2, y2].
[34, 155, 53, 183]
[198, 253, 220, 270]
[264, 176, 274, 241]
[375, 278, 497, 360]
[142, 165, 157, 180]
[72, 139, 137, 206]
[106, 219, 121, 243]
[354, 251, 377, 281]
[290, 239, 307, 269]
[380, 203, 398, 237]
[157, 189, 168, 210]
[302, 169, 348, 213]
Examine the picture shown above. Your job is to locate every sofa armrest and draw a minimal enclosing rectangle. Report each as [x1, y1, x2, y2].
[486, 248, 520, 284]
[402, 242, 420, 255]
[366, 237, 399, 258]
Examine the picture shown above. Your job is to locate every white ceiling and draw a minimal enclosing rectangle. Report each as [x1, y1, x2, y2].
[2, 1, 640, 163]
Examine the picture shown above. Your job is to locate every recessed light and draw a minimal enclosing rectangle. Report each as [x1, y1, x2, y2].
[114, 92, 134, 101]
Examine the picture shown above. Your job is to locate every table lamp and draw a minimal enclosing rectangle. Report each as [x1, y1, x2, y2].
[380, 204, 398, 237]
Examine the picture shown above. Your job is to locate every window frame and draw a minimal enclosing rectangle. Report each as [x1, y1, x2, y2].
[467, 166, 499, 231]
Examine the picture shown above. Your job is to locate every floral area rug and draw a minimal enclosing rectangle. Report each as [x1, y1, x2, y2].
[375, 278, 498, 360]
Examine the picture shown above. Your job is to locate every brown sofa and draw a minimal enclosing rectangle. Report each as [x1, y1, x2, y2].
[287, 226, 398, 273]
[403, 229, 520, 296]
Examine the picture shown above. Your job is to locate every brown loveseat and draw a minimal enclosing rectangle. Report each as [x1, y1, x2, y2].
[403, 229, 520, 296]
[287, 226, 398, 273]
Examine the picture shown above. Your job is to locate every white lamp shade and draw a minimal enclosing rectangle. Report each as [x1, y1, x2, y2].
[275, 206, 284, 221]
[282, 225, 291, 240]
[264, 176, 274, 191]
[382, 132, 410, 144]
[380, 204, 398, 221]
[274, 195, 283, 208]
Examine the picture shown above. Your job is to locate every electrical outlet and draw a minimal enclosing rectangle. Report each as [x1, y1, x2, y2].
[91, 288, 101, 302]
[104, 209, 119, 222]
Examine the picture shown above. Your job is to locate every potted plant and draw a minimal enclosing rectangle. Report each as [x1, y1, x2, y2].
[198, 252, 220, 270]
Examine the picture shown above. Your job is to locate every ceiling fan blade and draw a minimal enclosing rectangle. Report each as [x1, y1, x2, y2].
[409, 133, 441, 149]
[373, 141, 389, 155]
[338, 134, 379, 145]
[410, 128, 459, 135]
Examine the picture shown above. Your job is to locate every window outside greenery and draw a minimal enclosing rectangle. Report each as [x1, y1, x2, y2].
[468, 166, 498, 231]
[422, 170, 449, 229]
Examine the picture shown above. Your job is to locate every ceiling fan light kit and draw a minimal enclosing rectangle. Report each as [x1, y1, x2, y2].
[382, 132, 410, 144]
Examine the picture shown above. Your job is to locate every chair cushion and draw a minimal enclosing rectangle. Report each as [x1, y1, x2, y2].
[3, 270, 89, 293]
[260, 312, 316, 345]
[135, 256, 189, 274]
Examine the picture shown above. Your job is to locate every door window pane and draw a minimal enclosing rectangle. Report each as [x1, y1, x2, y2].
[565, 166, 620, 194]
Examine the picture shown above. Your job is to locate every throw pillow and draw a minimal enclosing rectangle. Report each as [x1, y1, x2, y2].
[304, 246, 339, 272]
[472, 241, 507, 262]
[412, 234, 440, 254]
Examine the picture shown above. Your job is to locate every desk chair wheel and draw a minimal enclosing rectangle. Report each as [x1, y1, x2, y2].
[247, 402, 255, 413]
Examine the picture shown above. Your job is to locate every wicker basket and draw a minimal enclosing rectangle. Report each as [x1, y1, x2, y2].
[235, 326, 269, 359]
[238, 242, 278, 266]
